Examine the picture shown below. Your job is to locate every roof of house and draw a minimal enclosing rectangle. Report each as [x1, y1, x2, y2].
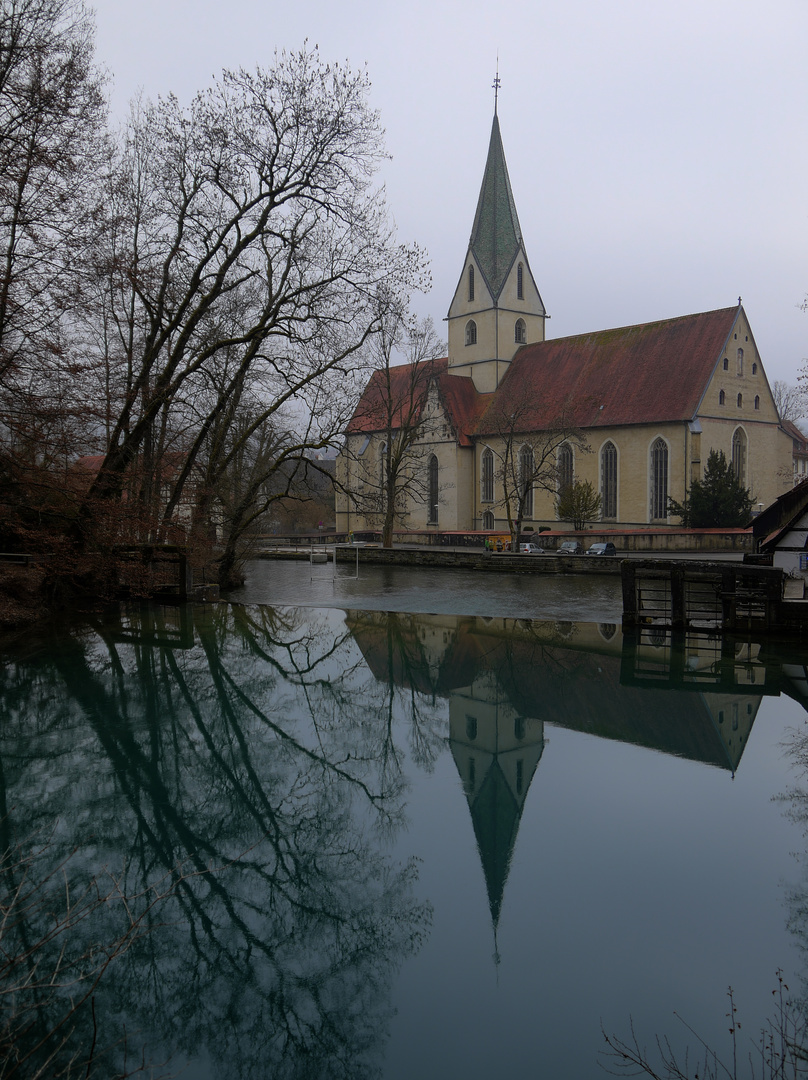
[475, 305, 741, 434]
[346, 359, 439, 435]
[752, 476, 808, 548]
[781, 418, 808, 452]
[346, 356, 488, 448]
[469, 114, 524, 301]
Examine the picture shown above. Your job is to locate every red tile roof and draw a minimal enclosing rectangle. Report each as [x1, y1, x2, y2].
[347, 307, 743, 443]
[346, 357, 489, 447]
[781, 418, 808, 452]
[475, 306, 740, 434]
[346, 358, 442, 434]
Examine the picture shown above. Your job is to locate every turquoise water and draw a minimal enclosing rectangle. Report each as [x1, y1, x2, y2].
[2, 573, 808, 1078]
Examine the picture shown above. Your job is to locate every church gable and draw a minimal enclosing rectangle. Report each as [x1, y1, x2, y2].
[697, 307, 779, 424]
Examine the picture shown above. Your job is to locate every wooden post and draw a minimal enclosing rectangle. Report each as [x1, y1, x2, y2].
[721, 567, 736, 630]
[670, 567, 685, 629]
[621, 561, 637, 626]
[178, 550, 191, 600]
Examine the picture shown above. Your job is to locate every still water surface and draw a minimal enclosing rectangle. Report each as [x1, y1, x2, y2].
[2, 563, 808, 1077]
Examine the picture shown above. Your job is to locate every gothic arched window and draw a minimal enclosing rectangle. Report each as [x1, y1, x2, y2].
[427, 454, 439, 524]
[650, 438, 669, 520]
[481, 447, 494, 503]
[719, 389, 726, 405]
[558, 443, 573, 494]
[482, 509, 494, 530]
[515, 318, 526, 345]
[732, 428, 747, 487]
[465, 319, 477, 346]
[738, 392, 743, 408]
[519, 445, 534, 517]
[601, 441, 617, 519]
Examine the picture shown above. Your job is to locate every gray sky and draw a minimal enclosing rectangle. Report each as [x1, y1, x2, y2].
[91, 0, 807, 384]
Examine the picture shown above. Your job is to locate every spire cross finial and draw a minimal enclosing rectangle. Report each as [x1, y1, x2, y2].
[493, 60, 500, 114]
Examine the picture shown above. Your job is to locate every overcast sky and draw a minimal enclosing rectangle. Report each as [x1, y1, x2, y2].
[91, 0, 807, 384]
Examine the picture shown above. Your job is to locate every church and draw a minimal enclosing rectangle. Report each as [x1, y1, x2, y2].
[336, 106, 792, 536]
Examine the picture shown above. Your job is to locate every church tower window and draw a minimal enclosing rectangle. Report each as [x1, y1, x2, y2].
[515, 318, 526, 344]
[517, 263, 524, 299]
[754, 395, 760, 410]
[737, 392, 743, 408]
[650, 438, 668, 520]
[719, 390, 726, 405]
[465, 320, 477, 346]
[468, 265, 474, 301]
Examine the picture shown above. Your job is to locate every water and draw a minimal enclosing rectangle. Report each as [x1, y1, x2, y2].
[228, 556, 624, 621]
[2, 565, 808, 1078]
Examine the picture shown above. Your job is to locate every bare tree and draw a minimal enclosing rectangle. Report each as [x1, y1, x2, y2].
[774, 381, 807, 424]
[484, 398, 588, 549]
[77, 48, 428, 561]
[0, 0, 106, 386]
[0, 0, 107, 544]
[341, 304, 446, 547]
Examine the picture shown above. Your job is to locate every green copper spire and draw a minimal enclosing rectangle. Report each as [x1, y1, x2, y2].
[469, 114, 523, 301]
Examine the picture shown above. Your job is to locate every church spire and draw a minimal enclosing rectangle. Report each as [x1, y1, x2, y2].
[468, 113, 524, 303]
[446, 95, 546, 391]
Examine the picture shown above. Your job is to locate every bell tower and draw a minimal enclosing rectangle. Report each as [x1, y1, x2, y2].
[447, 96, 546, 393]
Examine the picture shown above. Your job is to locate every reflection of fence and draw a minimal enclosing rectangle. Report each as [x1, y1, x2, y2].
[620, 627, 768, 694]
[622, 560, 782, 632]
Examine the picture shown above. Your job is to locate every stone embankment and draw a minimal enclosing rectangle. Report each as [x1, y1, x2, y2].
[261, 545, 624, 575]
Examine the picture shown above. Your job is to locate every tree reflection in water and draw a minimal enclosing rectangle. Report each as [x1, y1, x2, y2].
[0, 604, 431, 1079]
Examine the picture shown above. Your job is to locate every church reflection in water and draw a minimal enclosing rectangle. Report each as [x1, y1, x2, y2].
[346, 609, 808, 929]
[2, 603, 808, 1077]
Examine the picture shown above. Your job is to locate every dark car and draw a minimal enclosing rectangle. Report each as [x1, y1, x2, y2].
[557, 540, 584, 555]
[587, 542, 617, 556]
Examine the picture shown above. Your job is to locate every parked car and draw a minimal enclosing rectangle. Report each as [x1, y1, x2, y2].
[587, 542, 617, 556]
[519, 542, 545, 554]
[557, 540, 584, 555]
